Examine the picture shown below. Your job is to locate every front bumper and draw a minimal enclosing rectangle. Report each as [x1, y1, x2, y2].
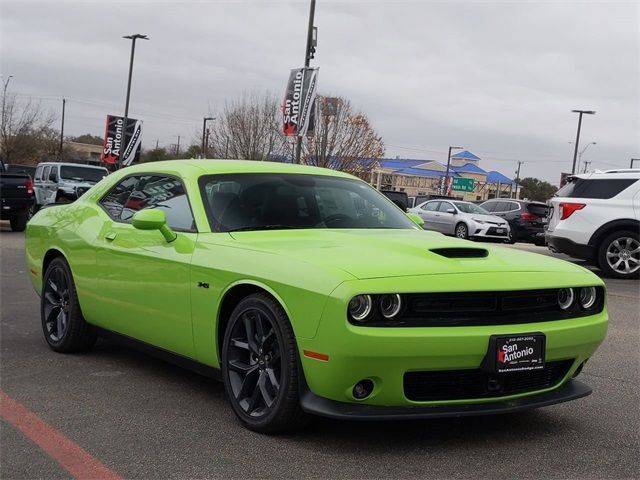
[300, 379, 591, 420]
[297, 272, 607, 410]
[470, 222, 510, 240]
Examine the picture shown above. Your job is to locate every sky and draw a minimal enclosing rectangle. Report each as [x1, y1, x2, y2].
[1, 0, 638, 184]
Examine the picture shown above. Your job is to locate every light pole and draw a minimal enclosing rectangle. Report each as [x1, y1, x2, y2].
[577, 141, 596, 173]
[631, 158, 640, 168]
[570, 109, 595, 174]
[59, 98, 66, 161]
[294, 0, 317, 164]
[582, 161, 592, 173]
[120, 34, 149, 169]
[202, 117, 215, 158]
[443, 146, 463, 195]
[510, 161, 523, 199]
[1, 75, 13, 150]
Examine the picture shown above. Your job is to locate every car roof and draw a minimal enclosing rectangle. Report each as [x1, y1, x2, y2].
[571, 170, 640, 180]
[120, 159, 356, 179]
[38, 162, 108, 169]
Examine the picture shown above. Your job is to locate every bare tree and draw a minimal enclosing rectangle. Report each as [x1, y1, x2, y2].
[208, 91, 287, 161]
[0, 91, 56, 164]
[303, 96, 385, 177]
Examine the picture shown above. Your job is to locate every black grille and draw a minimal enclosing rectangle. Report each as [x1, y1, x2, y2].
[486, 226, 508, 236]
[403, 360, 574, 401]
[354, 288, 605, 327]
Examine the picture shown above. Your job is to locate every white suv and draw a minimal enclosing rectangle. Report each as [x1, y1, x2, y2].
[546, 169, 640, 279]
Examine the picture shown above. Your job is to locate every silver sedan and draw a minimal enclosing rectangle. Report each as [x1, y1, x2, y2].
[410, 199, 511, 241]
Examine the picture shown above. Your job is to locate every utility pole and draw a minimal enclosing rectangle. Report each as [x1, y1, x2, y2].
[1, 75, 13, 155]
[582, 161, 591, 173]
[294, 0, 317, 164]
[201, 117, 214, 158]
[443, 146, 463, 195]
[176, 135, 181, 156]
[155, 138, 159, 149]
[59, 97, 66, 161]
[630, 158, 640, 169]
[513, 161, 523, 199]
[570, 109, 595, 174]
[120, 34, 149, 169]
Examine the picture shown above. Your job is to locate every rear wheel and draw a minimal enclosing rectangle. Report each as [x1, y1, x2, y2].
[221, 293, 304, 433]
[507, 228, 517, 244]
[597, 231, 640, 279]
[41, 257, 97, 352]
[9, 210, 28, 232]
[455, 223, 468, 239]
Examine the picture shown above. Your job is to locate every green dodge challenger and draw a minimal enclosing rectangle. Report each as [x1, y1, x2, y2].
[25, 160, 608, 432]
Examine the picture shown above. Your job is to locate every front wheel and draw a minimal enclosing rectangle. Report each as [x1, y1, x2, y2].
[221, 293, 305, 433]
[597, 231, 640, 279]
[455, 223, 468, 239]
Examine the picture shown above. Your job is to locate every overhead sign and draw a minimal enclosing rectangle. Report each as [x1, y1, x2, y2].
[282, 67, 319, 137]
[451, 177, 475, 192]
[101, 115, 142, 166]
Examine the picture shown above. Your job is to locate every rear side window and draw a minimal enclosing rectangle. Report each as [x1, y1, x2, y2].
[100, 176, 139, 219]
[35, 166, 43, 181]
[506, 202, 520, 212]
[422, 201, 440, 212]
[481, 201, 496, 212]
[438, 202, 454, 212]
[121, 175, 195, 231]
[42, 166, 51, 181]
[556, 178, 637, 199]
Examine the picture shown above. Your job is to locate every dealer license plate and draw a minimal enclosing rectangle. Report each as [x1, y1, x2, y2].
[496, 228, 505, 234]
[495, 334, 545, 373]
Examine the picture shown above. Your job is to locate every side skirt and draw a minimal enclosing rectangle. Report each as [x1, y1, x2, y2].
[93, 327, 222, 381]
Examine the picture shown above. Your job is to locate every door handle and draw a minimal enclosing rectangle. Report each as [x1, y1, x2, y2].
[105, 232, 117, 241]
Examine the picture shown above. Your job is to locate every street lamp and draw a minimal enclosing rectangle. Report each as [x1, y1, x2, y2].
[577, 141, 596, 173]
[120, 34, 149, 169]
[202, 117, 215, 158]
[570, 109, 595, 174]
[443, 146, 463, 195]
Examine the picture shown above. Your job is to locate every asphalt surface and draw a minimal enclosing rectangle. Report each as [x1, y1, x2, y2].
[1, 226, 639, 479]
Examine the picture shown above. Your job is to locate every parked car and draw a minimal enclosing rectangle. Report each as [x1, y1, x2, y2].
[33, 162, 108, 209]
[546, 169, 640, 279]
[408, 194, 458, 209]
[26, 160, 606, 433]
[0, 160, 35, 231]
[410, 199, 510, 241]
[380, 190, 409, 211]
[480, 199, 548, 245]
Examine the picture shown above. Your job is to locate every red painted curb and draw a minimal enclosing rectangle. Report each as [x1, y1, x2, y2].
[0, 390, 123, 480]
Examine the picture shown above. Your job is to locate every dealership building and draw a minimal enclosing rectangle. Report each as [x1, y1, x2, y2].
[370, 150, 520, 201]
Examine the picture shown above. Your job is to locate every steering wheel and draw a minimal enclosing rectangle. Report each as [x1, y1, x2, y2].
[317, 213, 352, 227]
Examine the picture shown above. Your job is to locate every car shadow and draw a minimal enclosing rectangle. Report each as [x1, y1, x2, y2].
[88, 336, 581, 446]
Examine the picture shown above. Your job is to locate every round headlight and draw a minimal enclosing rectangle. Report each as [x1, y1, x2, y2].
[557, 288, 575, 310]
[348, 295, 373, 322]
[379, 294, 402, 319]
[579, 287, 597, 309]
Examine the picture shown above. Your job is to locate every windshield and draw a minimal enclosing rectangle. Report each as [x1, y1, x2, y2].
[60, 166, 108, 183]
[452, 202, 489, 214]
[199, 173, 418, 232]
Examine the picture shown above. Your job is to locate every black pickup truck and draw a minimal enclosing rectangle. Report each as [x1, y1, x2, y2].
[0, 161, 35, 231]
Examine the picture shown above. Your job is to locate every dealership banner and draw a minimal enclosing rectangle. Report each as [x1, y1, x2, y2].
[101, 115, 143, 166]
[282, 67, 319, 137]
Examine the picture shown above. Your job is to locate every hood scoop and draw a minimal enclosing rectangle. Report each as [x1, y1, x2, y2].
[430, 247, 488, 259]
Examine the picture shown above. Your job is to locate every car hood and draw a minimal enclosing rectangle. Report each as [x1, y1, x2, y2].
[228, 228, 584, 280]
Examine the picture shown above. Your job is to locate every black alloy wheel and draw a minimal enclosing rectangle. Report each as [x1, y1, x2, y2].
[41, 257, 97, 352]
[222, 293, 304, 433]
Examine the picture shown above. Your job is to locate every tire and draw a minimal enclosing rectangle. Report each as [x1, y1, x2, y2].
[9, 210, 28, 232]
[55, 193, 72, 204]
[507, 228, 517, 244]
[596, 230, 640, 279]
[29, 203, 40, 218]
[221, 293, 305, 433]
[41, 257, 97, 352]
[455, 222, 468, 240]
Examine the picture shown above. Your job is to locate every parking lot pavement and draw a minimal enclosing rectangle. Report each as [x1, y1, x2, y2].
[1, 228, 639, 479]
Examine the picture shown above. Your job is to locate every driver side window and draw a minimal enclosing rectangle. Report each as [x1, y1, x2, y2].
[422, 201, 439, 212]
[438, 202, 454, 213]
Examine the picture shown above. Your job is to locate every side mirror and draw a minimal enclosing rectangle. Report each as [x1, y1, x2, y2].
[132, 209, 177, 242]
[406, 212, 425, 228]
[446, 208, 456, 214]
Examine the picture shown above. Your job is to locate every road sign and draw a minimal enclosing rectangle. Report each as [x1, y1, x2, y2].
[452, 177, 475, 192]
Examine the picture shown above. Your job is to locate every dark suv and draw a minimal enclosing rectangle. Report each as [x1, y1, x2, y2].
[480, 199, 549, 245]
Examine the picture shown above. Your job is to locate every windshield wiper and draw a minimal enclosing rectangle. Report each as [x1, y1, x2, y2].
[227, 224, 295, 232]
